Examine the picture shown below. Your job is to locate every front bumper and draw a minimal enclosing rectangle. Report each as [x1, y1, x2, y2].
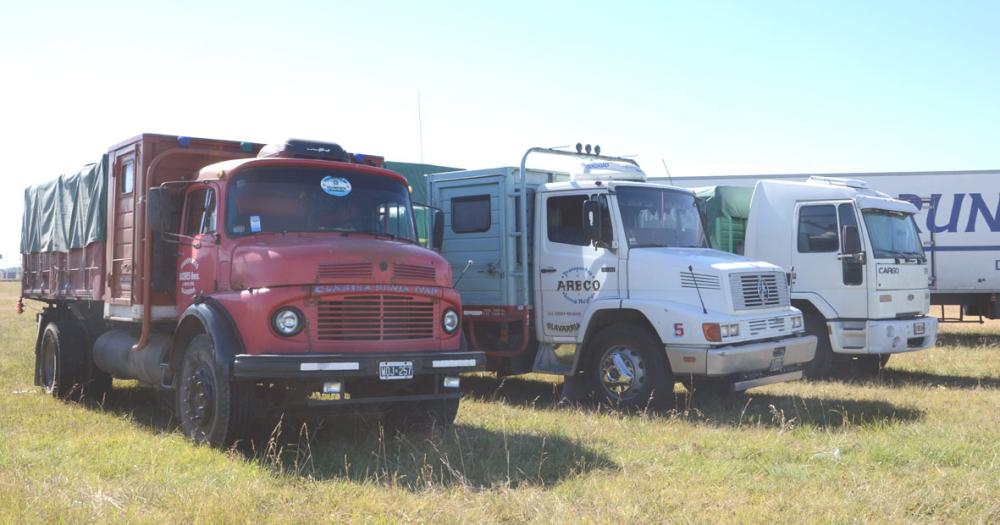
[232, 350, 486, 381]
[829, 317, 938, 355]
[666, 334, 817, 388]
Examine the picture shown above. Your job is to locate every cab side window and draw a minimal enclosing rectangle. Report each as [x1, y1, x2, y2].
[547, 195, 588, 246]
[184, 188, 217, 236]
[797, 205, 838, 252]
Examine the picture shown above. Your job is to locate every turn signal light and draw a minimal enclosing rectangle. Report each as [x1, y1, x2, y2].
[702, 323, 722, 342]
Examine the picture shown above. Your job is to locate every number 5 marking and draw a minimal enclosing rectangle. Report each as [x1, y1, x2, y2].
[673, 323, 684, 337]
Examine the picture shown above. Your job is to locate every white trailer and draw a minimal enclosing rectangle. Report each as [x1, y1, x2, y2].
[427, 147, 817, 408]
[658, 170, 1000, 321]
[672, 177, 937, 377]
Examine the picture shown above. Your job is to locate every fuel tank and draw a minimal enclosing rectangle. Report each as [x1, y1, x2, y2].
[92, 330, 171, 386]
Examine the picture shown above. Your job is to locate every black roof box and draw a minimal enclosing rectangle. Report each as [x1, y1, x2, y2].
[257, 139, 349, 162]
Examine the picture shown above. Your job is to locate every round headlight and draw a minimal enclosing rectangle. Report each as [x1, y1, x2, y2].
[272, 308, 303, 336]
[442, 308, 460, 334]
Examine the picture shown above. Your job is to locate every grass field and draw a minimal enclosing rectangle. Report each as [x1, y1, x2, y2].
[1, 282, 998, 523]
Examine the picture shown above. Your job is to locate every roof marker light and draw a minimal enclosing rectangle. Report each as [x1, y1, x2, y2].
[239, 141, 254, 153]
[353, 153, 364, 163]
[177, 136, 191, 147]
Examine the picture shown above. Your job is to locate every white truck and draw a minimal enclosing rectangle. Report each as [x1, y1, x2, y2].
[660, 169, 1000, 322]
[425, 146, 817, 408]
[658, 175, 938, 377]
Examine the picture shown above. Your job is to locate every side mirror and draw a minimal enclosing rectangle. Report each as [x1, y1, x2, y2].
[147, 188, 175, 233]
[843, 224, 862, 254]
[582, 200, 602, 245]
[431, 209, 445, 252]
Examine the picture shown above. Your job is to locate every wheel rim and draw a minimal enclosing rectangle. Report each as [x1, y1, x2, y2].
[184, 364, 216, 436]
[598, 345, 646, 401]
[41, 333, 56, 389]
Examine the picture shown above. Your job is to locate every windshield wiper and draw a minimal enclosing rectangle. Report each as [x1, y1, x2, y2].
[355, 229, 417, 244]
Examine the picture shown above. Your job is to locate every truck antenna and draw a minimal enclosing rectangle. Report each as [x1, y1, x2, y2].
[688, 265, 708, 314]
[417, 91, 425, 163]
[661, 158, 674, 185]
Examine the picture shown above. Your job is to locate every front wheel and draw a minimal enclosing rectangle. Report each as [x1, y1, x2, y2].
[587, 324, 675, 410]
[802, 313, 836, 379]
[176, 334, 255, 447]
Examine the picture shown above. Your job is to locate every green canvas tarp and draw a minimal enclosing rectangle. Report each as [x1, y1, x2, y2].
[693, 185, 753, 254]
[384, 161, 459, 205]
[21, 156, 108, 254]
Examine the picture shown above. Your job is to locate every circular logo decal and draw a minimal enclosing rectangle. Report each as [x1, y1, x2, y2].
[320, 176, 352, 197]
[556, 266, 601, 305]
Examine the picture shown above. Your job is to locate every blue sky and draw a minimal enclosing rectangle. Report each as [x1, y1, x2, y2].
[1, 1, 998, 262]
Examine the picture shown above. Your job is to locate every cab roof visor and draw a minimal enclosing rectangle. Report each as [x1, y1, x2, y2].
[258, 139, 349, 162]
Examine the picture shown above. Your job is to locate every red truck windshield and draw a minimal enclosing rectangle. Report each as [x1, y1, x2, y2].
[225, 167, 417, 241]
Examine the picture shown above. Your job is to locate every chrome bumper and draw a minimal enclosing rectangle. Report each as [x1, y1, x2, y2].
[666, 334, 817, 377]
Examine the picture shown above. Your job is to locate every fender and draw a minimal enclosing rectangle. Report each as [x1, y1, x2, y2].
[172, 298, 246, 381]
[576, 298, 630, 344]
[790, 291, 838, 320]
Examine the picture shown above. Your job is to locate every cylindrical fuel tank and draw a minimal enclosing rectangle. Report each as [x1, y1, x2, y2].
[92, 330, 172, 386]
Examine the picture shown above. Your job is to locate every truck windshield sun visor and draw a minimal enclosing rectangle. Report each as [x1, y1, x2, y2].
[861, 209, 925, 261]
[225, 167, 418, 242]
[616, 186, 708, 249]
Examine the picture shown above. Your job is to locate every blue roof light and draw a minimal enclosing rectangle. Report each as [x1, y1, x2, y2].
[177, 136, 191, 147]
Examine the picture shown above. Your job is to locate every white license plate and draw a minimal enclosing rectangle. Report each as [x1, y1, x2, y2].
[379, 361, 414, 380]
[914, 322, 926, 335]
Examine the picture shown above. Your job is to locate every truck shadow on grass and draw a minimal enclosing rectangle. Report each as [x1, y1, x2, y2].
[461, 375, 924, 429]
[935, 332, 1000, 348]
[88, 383, 617, 490]
[861, 369, 1000, 390]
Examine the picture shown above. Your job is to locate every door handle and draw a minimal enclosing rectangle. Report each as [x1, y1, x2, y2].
[540, 267, 557, 274]
[601, 266, 616, 273]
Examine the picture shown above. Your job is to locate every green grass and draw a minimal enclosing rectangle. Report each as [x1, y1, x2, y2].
[2, 281, 999, 523]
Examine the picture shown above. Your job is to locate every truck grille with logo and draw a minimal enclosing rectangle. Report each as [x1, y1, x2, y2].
[729, 272, 788, 310]
[315, 295, 435, 341]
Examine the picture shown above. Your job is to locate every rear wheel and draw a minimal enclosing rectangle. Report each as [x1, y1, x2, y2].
[176, 334, 255, 447]
[587, 324, 674, 410]
[38, 320, 85, 399]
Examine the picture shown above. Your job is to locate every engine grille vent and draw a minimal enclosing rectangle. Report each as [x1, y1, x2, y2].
[395, 263, 436, 281]
[316, 295, 435, 341]
[730, 272, 788, 310]
[317, 263, 372, 280]
[680, 272, 721, 290]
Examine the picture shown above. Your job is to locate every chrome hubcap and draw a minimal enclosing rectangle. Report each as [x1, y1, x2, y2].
[599, 345, 646, 399]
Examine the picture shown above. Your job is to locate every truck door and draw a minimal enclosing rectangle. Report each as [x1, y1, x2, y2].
[791, 201, 869, 319]
[538, 192, 619, 340]
[176, 185, 220, 312]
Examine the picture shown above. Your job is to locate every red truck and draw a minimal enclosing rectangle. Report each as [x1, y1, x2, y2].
[19, 133, 483, 447]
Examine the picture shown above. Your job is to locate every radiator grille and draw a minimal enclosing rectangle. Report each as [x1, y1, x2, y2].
[395, 263, 436, 281]
[316, 295, 435, 341]
[730, 272, 788, 310]
[680, 271, 721, 290]
[317, 263, 372, 280]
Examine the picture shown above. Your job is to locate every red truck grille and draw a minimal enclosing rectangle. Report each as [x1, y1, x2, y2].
[316, 295, 435, 341]
[317, 263, 372, 280]
[395, 263, 436, 281]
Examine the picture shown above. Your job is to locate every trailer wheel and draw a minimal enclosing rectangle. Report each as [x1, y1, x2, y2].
[38, 320, 85, 399]
[176, 334, 254, 447]
[383, 397, 460, 432]
[802, 313, 836, 379]
[587, 324, 675, 410]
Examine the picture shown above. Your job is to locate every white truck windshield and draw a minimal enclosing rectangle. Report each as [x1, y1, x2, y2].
[225, 167, 417, 241]
[616, 186, 708, 248]
[862, 209, 924, 260]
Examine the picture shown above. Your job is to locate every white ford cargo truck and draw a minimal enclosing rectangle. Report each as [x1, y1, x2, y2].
[663, 176, 938, 377]
[426, 146, 817, 408]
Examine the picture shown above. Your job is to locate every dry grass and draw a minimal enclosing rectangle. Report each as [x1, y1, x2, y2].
[1, 282, 998, 523]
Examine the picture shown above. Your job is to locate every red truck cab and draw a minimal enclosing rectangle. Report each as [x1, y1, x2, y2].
[21, 134, 482, 447]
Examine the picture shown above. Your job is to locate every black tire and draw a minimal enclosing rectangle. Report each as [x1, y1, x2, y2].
[586, 324, 675, 410]
[176, 334, 255, 447]
[802, 312, 836, 379]
[38, 320, 86, 399]
[383, 397, 460, 432]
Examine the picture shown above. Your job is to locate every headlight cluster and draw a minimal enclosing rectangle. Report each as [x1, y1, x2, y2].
[720, 323, 740, 337]
[702, 322, 740, 342]
[272, 307, 304, 337]
[442, 308, 460, 334]
[791, 316, 803, 329]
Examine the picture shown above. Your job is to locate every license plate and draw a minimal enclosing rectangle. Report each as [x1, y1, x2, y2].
[379, 361, 414, 380]
[769, 356, 785, 372]
[914, 322, 926, 335]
